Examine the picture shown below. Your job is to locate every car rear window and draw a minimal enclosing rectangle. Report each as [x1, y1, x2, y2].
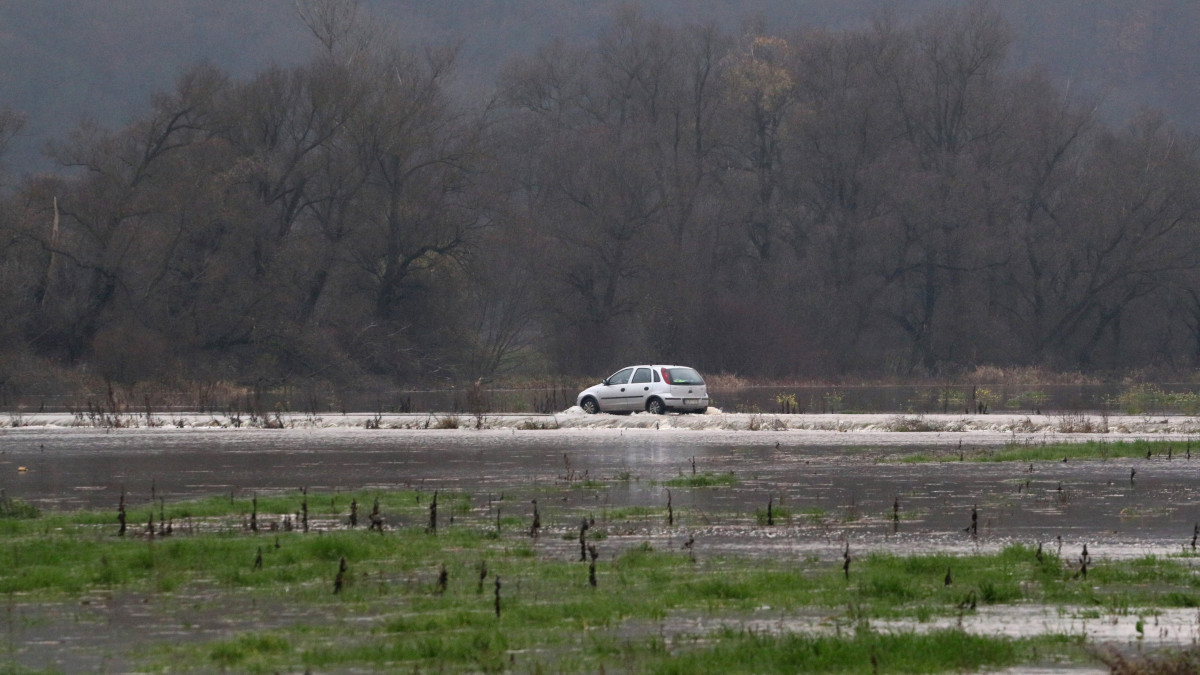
[663, 367, 704, 385]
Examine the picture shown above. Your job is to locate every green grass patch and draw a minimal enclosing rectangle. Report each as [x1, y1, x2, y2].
[1, 494, 1189, 673]
[651, 628, 1081, 674]
[0, 495, 39, 519]
[208, 633, 294, 671]
[986, 440, 1187, 463]
[755, 504, 793, 525]
[901, 440, 1190, 463]
[1113, 385, 1200, 415]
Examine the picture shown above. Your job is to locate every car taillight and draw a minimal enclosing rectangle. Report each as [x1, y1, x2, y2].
[660, 368, 672, 384]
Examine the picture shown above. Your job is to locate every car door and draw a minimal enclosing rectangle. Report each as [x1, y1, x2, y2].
[628, 367, 654, 410]
[596, 367, 638, 411]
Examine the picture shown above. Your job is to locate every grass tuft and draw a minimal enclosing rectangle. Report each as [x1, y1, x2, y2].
[0, 494, 39, 519]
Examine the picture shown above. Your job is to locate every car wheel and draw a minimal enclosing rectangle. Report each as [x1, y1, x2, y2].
[646, 397, 666, 415]
[581, 397, 600, 414]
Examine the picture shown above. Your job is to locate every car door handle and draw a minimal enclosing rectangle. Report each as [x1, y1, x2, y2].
[644, 387, 649, 391]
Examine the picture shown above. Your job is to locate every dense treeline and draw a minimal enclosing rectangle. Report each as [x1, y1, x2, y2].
[2, 2, 1200, 394]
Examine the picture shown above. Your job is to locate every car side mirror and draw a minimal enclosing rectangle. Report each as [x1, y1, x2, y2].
[601, 378, 610, 385]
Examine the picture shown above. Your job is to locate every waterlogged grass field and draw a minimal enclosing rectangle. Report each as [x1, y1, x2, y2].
[901, 439, 1198, 464]
[5, 482, 1200, 674]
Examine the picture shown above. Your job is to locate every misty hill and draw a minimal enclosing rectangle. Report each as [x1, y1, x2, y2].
[2, 0, 1199, 177]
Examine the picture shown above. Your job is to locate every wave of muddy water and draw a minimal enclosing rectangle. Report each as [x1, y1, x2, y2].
[4, 411, 1200, 672]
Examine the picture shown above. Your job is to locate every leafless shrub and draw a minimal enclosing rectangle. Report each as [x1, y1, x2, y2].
[747, 414, 785, 431]
[80, 394, 132, 428]
[183, 381, 249, 414]
[965, 366, 1098, 386]
[1007, 416, 1041, 433]
[883, 415, 945, 432]
[1055, 483, 1072, 506]
[529, 387, 571, 414]
[704, 372, 750, 390]
[1055, 413, 1107, 433]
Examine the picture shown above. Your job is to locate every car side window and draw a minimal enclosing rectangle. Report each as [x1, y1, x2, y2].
[652, 369, 661, 383]
[608, 368, 634, 385]
[631, 368, 651, 384]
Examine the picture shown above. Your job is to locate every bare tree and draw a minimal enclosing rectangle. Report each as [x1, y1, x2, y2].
[295, 0, 382, 64]
[35, 65, 226, 368]
[724, 32, 798, 261]
[0, 108, 26, 186]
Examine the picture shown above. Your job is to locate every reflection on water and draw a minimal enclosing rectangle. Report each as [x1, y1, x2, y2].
[3, 427, 1200, 555]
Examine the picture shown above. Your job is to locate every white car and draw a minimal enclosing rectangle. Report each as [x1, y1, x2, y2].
[577, 365, 709, 414]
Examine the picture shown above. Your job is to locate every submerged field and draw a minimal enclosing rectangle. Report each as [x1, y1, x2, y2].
[0, 490, 1110, 673]
[4, 422, 1200, 672]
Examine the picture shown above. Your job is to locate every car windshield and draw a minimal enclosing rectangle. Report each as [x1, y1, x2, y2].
[663, 367, 704, 385]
